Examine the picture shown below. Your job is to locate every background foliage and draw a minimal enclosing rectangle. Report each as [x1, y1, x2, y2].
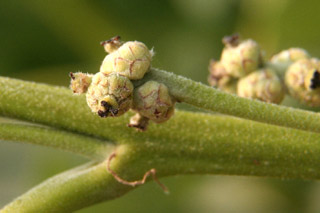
[1, 0, 320, 212]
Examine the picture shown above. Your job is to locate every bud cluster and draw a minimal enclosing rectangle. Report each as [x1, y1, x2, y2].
[208, 34, 320, 106]
[70, 36, 175, 130]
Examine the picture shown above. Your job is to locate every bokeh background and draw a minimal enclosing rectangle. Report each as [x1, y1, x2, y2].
[1, 0, 320, 212]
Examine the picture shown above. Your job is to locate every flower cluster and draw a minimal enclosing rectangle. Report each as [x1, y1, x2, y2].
[70, 36, 175, 130]
[208, 34, 320, 106]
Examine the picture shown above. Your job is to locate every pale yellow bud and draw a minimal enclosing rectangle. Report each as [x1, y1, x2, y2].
[69, 72, 93, 94]
[100, 41, 153, 80]
[86, 72, 133, 116]
[271, 48, 310, 65]
[221, 39, 261, 78]
[208, 60, 237, 94]
[132, 81, 175, 123]
[285, 58, 320, 106]
[237, 68, 285, 104]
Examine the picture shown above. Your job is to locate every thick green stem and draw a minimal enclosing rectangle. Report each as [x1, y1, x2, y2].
[3, 114, 320, 212]
[134, 68, 320, 134]
[2, 73, 320, 212]
[0, 122, 113, 159]
[1, 160, 132, 213]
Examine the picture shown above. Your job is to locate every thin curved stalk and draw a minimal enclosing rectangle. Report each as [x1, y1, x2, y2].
[0, 122, 114, 160]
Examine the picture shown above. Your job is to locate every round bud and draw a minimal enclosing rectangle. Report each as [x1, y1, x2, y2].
[86, 72, 133, 116]
[271, 48, 310, 65]
[132, 81, 175, 123]
[237, 68, 285, 104]
[100, 41, 153, 80]
[285, 58, 320, 106]
[220, 39, 261, 78]
[69, 72, 92, 94]
[208, 60, 237, 94]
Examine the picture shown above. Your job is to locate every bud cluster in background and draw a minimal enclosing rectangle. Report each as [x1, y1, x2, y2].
[208, 34, 320, 106]
[70, 37, 175, 131]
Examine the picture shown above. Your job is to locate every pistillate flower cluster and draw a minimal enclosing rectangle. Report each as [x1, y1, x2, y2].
[70, 36, 175, 131]
[208, 34, 320, 106]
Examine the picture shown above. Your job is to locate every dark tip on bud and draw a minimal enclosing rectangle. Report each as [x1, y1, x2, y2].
[100, 35, 121, 46]
[222, 33, 240, 47]
[69, 72, 75, 80]
[310, 70, 320, 90]
[98, 110, 108, 118]
[110, 108, 118, 116]
[101, 100, 110, 109]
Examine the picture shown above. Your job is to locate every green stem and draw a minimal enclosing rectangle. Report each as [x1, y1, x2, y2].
[134, 68, 320, 133]
[3, 113, 320, 212]
[0, 76, 134, 141]
[2, 73, 320, 211]
[0, 122, 113, 160]
[1, 160, 132, 213]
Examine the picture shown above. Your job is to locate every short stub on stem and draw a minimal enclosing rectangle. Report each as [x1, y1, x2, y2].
[107, 152, 169, 194]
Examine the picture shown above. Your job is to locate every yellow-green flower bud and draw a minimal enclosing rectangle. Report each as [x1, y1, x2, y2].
[237, 68, 285, 104]
[208, 59, 237, 94]
[69, 72, 93, 94]
[132, 81, 175, 123]
[271, 48, 310, 65]
[285, 58, 320, 106]
[86, 72, 133, 117]
[100, 41, 153, 80]
[100, 35, 123, 54]
[128, 113, 150, 131]
[220, 38, 261, 78]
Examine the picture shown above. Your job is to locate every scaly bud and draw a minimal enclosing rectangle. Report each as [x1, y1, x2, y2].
[100, 41, 153, 80]
[237, 68, 285, 104]
[132, 81, 175, 123]
[208, 59, 237, 94]
[69, 72, 93, 94]
[285, 58, 320, 106]
[86, 72, 133, 116]
[220, 37, 261, 78]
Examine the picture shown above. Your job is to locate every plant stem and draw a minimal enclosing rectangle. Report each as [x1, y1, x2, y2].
[0, 122, 113, 159]
[134, 68, 320, 134]
[3, 113, 320, 212]
[2, 73, 320, 211]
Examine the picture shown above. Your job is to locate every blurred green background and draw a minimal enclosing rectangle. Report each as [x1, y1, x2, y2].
[1, 0, 320, 212]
